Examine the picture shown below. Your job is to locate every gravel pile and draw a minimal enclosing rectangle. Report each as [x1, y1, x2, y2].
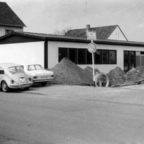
[107, 67, 126, 86]
[51, 58, 93, 85]
[124, 67, 139, 83]
[51, 58, 144, 87]
[136, 66, 144, 79]
[108, 66, 144, 86]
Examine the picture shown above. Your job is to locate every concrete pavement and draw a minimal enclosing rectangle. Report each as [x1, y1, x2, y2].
[1, 84, 144, 144]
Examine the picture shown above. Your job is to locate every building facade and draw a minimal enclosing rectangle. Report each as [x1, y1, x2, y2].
[0, 32, 143, 73]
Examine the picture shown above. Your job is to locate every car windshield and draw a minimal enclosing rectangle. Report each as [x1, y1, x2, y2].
[27, 64, 44, 71]
[9, 66, 24, 74]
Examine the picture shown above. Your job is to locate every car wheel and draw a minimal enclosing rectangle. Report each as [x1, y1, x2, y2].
[1, 81, 9, 92]
[41, 82, 47, 86]
[24, 87, 30, 90]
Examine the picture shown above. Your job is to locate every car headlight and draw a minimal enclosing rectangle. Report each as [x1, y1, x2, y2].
[11, 80, 14, 84]
[29, 78, 32, 81]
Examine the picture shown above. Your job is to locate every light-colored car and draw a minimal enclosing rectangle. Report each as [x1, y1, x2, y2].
[22, 64, 54, 86]
[0, 63, 33, 92]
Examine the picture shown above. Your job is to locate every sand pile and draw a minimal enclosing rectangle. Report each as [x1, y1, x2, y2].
[51, 57, 144, 87]
[107, 67, 126, 86]
[108, 66, 144, 86]
[136, 66, 144, 79]
[51, 58, 93, 85]
[125, 66, 144, 83]
[124, 67, 140, 83]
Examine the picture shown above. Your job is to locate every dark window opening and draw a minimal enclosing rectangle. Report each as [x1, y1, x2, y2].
[87, 50, 92, 64]
[124, 51, 136, 72]
[141, 52, 144, 54]
[5, 29, 14, 34]
[69, 48, 77, 64]
[109, 50, 116, 64]
[78, 49, 87, 64]
[95, 50, 102, 64]
[0, 67, 4, 74]
[59, 48, 68, 62]
[129, 51, 135, 69]
[59, 48, 117, 65]
[102, 50, 109, 64]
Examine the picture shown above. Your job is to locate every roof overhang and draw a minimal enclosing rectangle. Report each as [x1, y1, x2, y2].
[0, 32, 144, 47]
[0, 23, 26, 28]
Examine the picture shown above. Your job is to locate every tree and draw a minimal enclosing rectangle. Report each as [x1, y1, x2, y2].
[54, 26, 72, 35]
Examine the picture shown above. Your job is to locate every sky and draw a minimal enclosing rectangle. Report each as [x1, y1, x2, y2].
[2, 0, 144, 42]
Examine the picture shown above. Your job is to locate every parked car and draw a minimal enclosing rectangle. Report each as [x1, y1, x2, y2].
[22, 64, 54, 86]
[0, 63, 33, 92]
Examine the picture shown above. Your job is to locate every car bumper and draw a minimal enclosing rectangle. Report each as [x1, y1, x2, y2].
[32, 78, 54, 83]
[9, 83, 33, 89]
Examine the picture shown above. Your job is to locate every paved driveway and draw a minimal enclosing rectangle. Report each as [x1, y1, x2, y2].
[27, 84, 144, 106]
[0, 84, 144, 144]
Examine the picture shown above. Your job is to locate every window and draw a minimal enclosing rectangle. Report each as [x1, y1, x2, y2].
[124, 51, 129, 71]
[59, 48, 68, 62]
[95, 50, 102, 64]
[87, 50, 92, 64]
[0, 67, 4, 74]
[5, 29, 14, 34]
[141, 52, 144, 55]
[58, 47, 117, 65]
[109, 50, 116, 64]
[136, 52, 140, 67]
[102, 50, 109, 64]
[78, 49, 87, 64]
[129, 51, 135, 69]
[69, 48, 77, 64]
[9, 66, 24, 74]
[27, 65, 43, 71]
[27, 65, 35, 71]
[124, 51, 136, 72]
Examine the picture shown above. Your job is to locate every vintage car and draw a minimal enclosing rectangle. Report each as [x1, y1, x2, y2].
[22, 64, 54, 86]
[0, 63, 33, 92]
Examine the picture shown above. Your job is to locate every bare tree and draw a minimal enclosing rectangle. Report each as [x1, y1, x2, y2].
[54, 26, 72, 35]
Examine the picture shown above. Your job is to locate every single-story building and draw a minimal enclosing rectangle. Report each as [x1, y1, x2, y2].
[0, 31, 144, 73]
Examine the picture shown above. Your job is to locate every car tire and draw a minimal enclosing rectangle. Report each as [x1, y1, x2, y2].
[24, 87, 30, 90]
[41, 82, 47, 86]
[1, 81, 9, 92]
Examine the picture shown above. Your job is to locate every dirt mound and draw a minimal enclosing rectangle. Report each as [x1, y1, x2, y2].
[125, 67, 140, 83]
[51, 58, 144, 87]
[108, 67, 125, 76]
[107, 67, 125, 86]
[108, 66, 144, 86]
[136, 66, 144, 79]
[51, 58, 93, 85]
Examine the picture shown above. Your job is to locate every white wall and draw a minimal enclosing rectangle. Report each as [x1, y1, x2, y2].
[48, 41, 144, 73]
[0, 26, 23, 36]
[109, 27, 127, 41]
[0, 42, 44, 67]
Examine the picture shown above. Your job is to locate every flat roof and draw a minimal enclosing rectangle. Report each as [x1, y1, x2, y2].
[0, 31, 144, 47]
